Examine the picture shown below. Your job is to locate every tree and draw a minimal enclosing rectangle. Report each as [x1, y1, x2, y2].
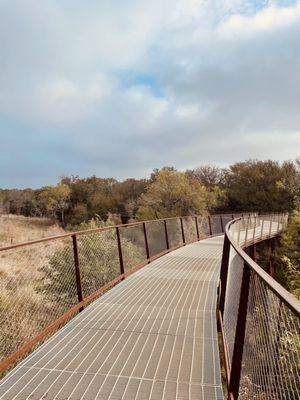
[224, 159, 299, 213]
[115, 178, 148, 221]
[37, 184, 71, 225]
[136, 168, 212, 220]
[188, 165, 225, 188]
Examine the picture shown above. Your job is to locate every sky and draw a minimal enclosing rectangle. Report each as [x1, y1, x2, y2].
[1, 0, 300, 188]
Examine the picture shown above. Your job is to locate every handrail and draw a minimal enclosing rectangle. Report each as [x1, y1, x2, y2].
[219, 213, 300, 400]
[0, 212, 248, 252]
[0, 212, 248, 374]
[226, 218, 300, 317]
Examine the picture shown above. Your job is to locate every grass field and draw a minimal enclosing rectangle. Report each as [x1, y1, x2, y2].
[0, 214, 65, 247]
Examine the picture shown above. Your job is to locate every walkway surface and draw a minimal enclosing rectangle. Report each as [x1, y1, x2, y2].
[0, 236, 224, 400]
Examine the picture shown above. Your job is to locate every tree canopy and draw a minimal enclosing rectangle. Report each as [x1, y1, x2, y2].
[136, 167, 214, 220]
[0, 157, 299, 226]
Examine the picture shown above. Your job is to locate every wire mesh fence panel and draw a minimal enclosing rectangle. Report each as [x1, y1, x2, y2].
[210, 215, 222, 235]
[166, 218, 182, 249]
[77, 230, 120, 297]
[0, 237, 77, 365]
[223, 247, 244, 366]
[222, 215, 233, 231]
[146, 220, 167, 257]
[197, 216, 210, 238]
[182, 216, 197, 243]
[119, 224, 147, 271]
[239, 271, 300, 399]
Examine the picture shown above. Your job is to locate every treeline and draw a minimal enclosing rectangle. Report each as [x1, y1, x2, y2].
[1, 158, 299, 226]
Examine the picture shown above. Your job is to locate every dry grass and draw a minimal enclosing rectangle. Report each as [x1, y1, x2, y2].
[0, 214, 65, 247]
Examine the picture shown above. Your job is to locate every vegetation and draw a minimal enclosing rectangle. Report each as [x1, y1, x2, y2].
[275, 212, 300, 299]
[39, 217, 143, 300]
[137, 167, 216, 219]
[1, 158, 299, 227]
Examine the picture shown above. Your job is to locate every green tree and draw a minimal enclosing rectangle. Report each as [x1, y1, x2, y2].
[224, 159, 299, 213]
[37, 184, 71, 225]
[136, 168, 213, 219]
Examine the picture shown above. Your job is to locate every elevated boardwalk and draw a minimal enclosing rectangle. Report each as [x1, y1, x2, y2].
[0, 236, 224, 400]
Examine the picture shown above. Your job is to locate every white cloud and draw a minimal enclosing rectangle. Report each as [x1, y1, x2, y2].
[0, 0, 300, 186]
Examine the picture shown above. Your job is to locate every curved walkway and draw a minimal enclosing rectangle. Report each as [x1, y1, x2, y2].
[0, 236, 224, 400]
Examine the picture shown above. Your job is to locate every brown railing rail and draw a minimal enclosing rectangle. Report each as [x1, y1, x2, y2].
[219, 214, 300, 399]
[0, 212, 248, 374]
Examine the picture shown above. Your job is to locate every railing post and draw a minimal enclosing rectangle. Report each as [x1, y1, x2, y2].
[249, 243, 256, 262]
[269, 214, 273, 237]
[164, 219, 170, 250]
[208, 215, 213, 236]
[116, 227, 125, 276]
[244, 216, 249, 248]
[72, 234, 84, 311]
[260, 217, 264, 239]
[219, 233, 230, 316]
[229, 262, 251, 399]
[195, 216, 200, 240]
[252, 215, 257, 243]
[237, 218, 241, 244]
[180, 217, 186, 245]
[220, 215, 224, 233]
[143, 222, 150, 262]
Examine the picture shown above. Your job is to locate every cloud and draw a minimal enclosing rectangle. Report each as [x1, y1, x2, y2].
[0, 0, 300, 187]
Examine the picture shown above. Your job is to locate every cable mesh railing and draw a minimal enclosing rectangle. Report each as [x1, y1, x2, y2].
[0, 212, 244, 375]
[219, 214, 300, 400]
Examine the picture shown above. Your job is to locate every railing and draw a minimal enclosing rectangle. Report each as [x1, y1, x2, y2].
[219, 214, 300, 399]
[0, 212, 248, 374]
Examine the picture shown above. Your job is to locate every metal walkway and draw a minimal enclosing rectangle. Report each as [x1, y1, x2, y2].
[0, 236, 224, 400]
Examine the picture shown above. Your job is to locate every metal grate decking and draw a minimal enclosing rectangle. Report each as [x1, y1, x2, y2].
[0, 236, 224, 400]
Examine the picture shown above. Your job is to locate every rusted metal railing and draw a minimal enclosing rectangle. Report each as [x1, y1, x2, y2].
[219, 214, 300, 399]
[0, 212, 247, 374]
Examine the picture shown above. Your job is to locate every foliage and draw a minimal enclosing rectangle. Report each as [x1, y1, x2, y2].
[136, 167, 212, 219]
[275, 212, 300, 298]
[38, 217, 143, 299]
[187, 164, 225, 188]
[1, 157, 299, 225]
[224, 159, 300, 213]
[36, 184, 71, 225]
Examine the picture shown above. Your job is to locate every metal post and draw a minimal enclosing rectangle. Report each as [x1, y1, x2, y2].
[244, 217, 249, 248]
[269, 214, 273, 237]
[208, 215, 213, 236]
[269, 239, 276, 278]
[116, 227, 125, 275]
[164, 219, 170, 250]
[249, 244, 256, 262]
[143, 222, 150, 261]
[180, 217, 186, 245]
[237, 219, 241, 244]
[252, 216, 257, 243]
[195, 216, 200, 240]
[72, 234, 84, 310]
[260, 217, 264, 239]
[228, 262, 251, 399]
[219, 234, 231, 316]
[220, 215, 224, 233]
[232, 214, 234, 220]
